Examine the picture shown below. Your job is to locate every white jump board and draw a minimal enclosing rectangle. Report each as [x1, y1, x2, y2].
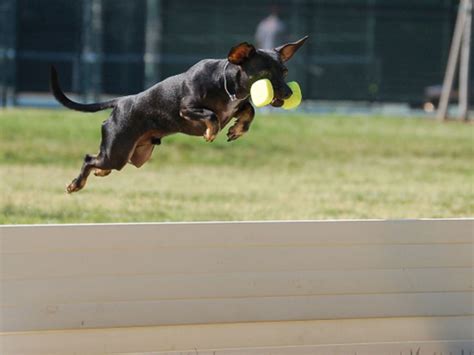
[0, 219, 473, 354]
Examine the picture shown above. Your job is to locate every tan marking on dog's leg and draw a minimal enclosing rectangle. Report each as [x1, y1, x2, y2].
[94, 169, 112, 177]
[204, 119, 220, 142]
[130, 144, 155, 168]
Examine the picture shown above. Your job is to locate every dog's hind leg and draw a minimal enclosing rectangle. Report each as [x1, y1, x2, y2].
[130, 144, 155, 168]
[128, 131, 162, 168]
[66, 148, 132, 193]
[67, 119, 138, 193]
[66, 154, 102, 193]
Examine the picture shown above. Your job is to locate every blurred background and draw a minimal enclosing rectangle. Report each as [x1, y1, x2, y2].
[0, 0, 471, 111]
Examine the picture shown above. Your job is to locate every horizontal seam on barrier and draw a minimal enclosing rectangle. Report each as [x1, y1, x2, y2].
[1, 290, 473, 308]
[2, 265, 473, 281]
[1, 241, 472, 254]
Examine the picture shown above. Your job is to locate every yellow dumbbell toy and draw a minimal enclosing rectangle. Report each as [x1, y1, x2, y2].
[281, 81, 302, 110]
[250, 79, 302, 109]
[250, 79, 274, 107]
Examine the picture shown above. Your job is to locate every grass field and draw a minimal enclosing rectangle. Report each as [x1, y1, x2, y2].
[0, 108, 472, 224]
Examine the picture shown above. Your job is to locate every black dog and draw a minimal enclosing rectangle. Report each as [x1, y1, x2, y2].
[51, 36, 308, 193]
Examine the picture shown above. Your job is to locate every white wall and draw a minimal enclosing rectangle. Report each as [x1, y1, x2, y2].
[0, 219, 473, 354]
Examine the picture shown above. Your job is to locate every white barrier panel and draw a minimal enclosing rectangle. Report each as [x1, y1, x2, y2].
[0, 219, 473, 354]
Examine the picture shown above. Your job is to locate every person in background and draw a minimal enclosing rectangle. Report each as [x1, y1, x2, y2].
[255, 6, 287, 50]
[255, 6, 287, 114]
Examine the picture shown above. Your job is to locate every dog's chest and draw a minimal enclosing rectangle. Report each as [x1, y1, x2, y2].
[219, 99, 243, 124]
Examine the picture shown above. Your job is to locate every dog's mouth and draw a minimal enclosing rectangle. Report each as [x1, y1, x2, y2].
[270, 98, 284, 107]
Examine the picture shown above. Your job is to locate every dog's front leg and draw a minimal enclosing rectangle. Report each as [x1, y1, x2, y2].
[180, 99, 220, 142]
[227, 102, 255, 142]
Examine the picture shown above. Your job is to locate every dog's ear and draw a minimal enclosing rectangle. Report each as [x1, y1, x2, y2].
[228, 42, 256, 65]
[275, 36, 309, 62]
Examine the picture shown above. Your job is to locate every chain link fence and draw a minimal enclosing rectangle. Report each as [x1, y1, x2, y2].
[0, 0, 465, 107]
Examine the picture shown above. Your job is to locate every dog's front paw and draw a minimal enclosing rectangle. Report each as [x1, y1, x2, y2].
[204, 122, 219, 142]
[227, 124, 246, 142]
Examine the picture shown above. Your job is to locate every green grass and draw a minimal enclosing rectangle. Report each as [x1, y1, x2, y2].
[0, 108, 473, 224]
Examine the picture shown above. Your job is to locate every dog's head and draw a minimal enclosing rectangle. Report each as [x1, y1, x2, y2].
[227, 36, 308, 106]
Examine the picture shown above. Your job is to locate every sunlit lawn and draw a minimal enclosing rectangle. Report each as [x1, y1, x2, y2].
[0, 109, 472, 224]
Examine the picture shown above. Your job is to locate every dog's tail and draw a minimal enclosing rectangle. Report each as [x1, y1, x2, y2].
[50, 66, 117, 112]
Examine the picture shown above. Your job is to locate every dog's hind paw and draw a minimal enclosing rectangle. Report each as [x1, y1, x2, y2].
[66, 179, 83, 194]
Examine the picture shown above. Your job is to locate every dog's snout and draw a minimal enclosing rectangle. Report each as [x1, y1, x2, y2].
[282, 87, 292, 100]
[274, 84, 292, 100]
